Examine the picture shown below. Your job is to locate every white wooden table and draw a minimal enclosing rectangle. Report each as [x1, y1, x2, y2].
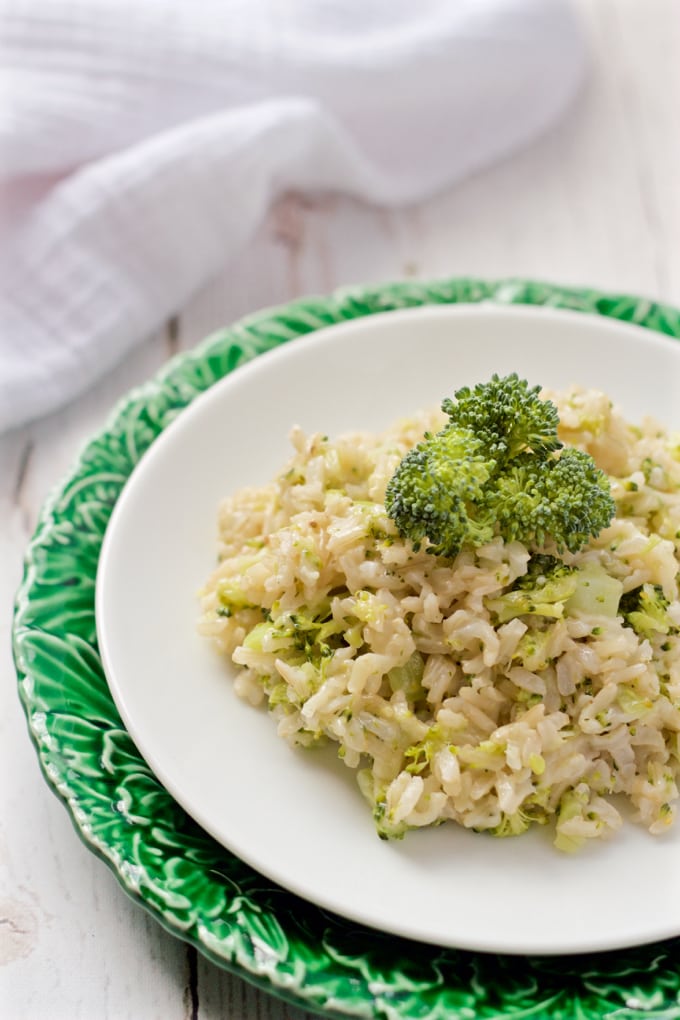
[3, 3, 679, 1016]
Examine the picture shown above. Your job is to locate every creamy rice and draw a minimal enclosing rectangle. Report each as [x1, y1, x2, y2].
[198, 388, 680, 850]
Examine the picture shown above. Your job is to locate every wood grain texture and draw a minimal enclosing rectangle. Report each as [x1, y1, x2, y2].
[2, 1, 679, 1016]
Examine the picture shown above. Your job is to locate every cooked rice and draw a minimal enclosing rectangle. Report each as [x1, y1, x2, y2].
[198, 387, 680, 850]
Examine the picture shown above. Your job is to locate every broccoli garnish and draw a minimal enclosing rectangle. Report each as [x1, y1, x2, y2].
[385, 374, 615, 558]
[383, 423, 495, 556]
[441, 374, 562, 460]
[619, 583, 675, 639]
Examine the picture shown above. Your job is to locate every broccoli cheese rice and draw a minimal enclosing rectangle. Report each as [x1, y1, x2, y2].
[198, 387, 680, 850]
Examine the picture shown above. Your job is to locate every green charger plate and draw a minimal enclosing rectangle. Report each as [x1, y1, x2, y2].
[13, 278, 680, 1019]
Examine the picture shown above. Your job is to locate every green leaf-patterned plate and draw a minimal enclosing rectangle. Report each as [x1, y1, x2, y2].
[14, 278, 680, 1018]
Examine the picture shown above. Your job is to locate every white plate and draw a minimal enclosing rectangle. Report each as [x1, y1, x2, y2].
[96, 303, 680, 955]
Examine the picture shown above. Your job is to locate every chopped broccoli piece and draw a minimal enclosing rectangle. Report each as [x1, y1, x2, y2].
[457, 740, 506, 770]
[566, 562, 623, 618]
[387, 651, 425, 702]
[488, 555, 625, 624]
[267, 681, 294, 710]
[554, 785, 590, 853]
[490, 788, 552, 838]
[242, 620, 276, 652]
[619, 583, 675, 639]
[403, 725, 447, 775]
[216, 578, 257, 611]
[491, 810, 531, 838]
[616, 684, 653, 719]
[356, 770, 408, 839]
[243, 602, 343, 666]
[489, 555, 625, 624]
[516, 553, 573, 586]
[486, 554, 578, 623]
[385, 374, 615, 558]
[513, 627, 555, 671]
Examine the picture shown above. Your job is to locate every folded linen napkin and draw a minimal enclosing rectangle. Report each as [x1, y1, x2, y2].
[0, 0, 586, 432]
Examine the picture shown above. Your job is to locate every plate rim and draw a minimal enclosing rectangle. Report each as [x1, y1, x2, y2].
[13, 277, 680, 1019]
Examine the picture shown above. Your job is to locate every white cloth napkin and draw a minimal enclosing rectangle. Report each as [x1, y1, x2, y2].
[0, 0, 586, 433]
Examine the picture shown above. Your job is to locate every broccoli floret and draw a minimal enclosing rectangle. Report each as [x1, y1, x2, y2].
[385, 374, 615, 558]
[489, 448, 615, 552]
[383, 424, 495, 557]
[619, 583, 675, 639]
[442, 374, 562, 460]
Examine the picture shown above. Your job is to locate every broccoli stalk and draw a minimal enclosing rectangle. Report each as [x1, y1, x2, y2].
[385, 374, 615, 558]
